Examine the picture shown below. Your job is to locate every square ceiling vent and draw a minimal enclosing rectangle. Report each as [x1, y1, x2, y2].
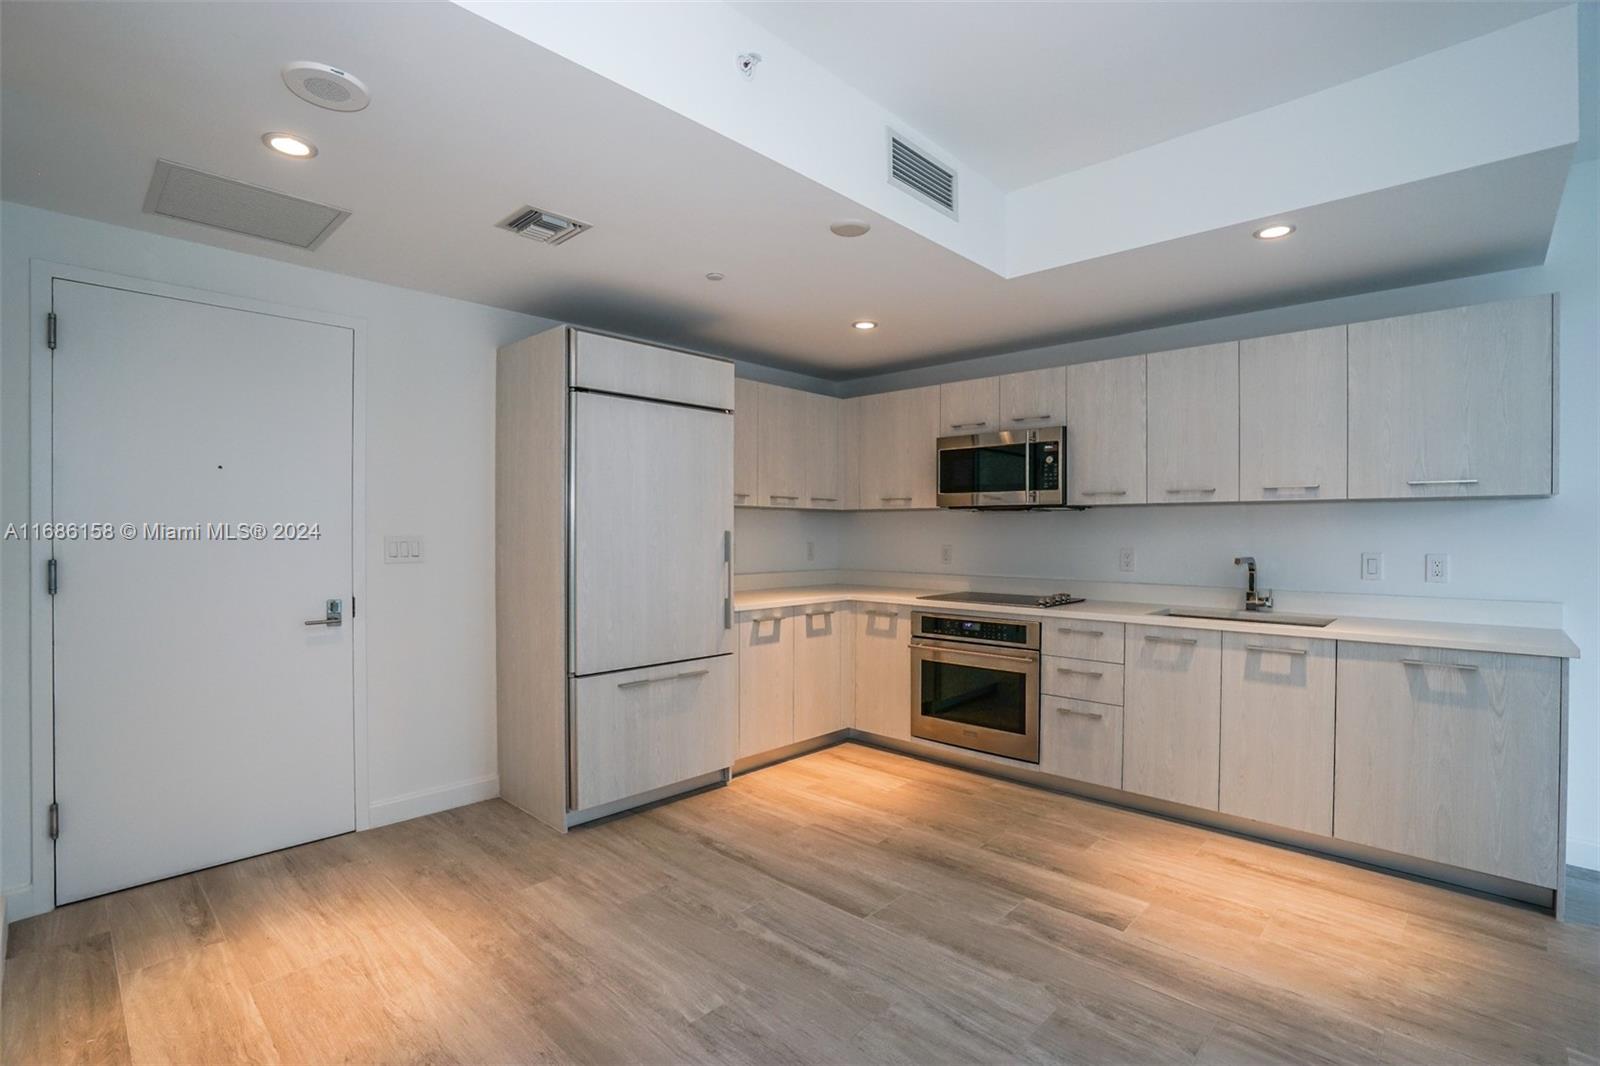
[142, 160, 351, 250]
[497, 206, 591, 246]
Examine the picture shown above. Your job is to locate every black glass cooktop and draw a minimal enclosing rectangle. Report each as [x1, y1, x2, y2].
[918, 591, 1085, 608]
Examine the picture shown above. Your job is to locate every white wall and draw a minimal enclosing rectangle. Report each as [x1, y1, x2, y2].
[0, 202, 556, 905]
[743, 157, 1600, 868]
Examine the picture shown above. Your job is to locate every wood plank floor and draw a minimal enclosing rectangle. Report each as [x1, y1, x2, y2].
[5, 742, 1598, 1064]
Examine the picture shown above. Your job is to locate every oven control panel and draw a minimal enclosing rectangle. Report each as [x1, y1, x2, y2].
[915, 613, 1039, 648]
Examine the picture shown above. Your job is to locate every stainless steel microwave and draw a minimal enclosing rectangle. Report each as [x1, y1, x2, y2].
[936, 426, 1065, 508]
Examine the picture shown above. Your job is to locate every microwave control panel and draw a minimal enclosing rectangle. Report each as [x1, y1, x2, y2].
[1033, 439, 1060, 492]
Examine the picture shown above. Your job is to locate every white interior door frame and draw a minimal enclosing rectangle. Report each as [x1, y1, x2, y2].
[18, 259, 369, 921]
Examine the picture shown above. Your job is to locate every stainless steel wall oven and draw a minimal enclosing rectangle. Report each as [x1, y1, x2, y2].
[910, 611, 1040, 762]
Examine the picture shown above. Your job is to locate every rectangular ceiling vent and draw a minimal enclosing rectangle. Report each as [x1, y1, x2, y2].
[497, 206, 591, 246]
[887, 131, 958, 219]
[142, 160, 351, 250]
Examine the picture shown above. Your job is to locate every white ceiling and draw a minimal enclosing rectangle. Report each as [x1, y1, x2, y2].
[0, 2, 1580, 379]
[734, 1, 1560, 191]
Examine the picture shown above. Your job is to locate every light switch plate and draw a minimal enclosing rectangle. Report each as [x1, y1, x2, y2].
[384, 535, 425, 564]
[1361, 552, 1384, 581]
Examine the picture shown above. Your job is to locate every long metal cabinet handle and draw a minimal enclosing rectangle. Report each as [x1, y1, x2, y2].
[864, 608, 899, 618]
[617, 668, 711, 690]
[723, 530, 733, 630]
[1056, 706, 1105, 720]
[1145, 634, 1198, 646]
[880, 495, 913, 502]
[809, 496, 838, 502]
[1401, 658, 1479, 672]
[1246, 644, 1307, 655]
[769, 495, 800, 501]
[1055, 667, 1104, 678]
[1010, 415, 1053, 423]
[1080, 489, 1127, 497]
[950, 421, 989, 430]
[1407, 479, 1479, 486]
[1262, 484, 1321, 491]
[1057, 626, 1104, 637]
[803, 608, 835, 617]
[914, 645, 1039, 666]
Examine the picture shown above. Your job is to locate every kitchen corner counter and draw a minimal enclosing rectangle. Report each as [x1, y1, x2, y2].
[733, 585, 1581, 659]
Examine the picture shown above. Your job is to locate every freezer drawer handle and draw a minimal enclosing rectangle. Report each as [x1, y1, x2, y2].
[1246, 644, 1308, 656]
[617, 668, 711, 690]
[1401, 658, 1479, 672]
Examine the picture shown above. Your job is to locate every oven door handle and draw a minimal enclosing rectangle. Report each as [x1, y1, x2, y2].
[911, 640, 1040, 666]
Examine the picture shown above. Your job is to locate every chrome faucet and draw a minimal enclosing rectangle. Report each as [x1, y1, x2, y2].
[1234, 556, 1274, 611]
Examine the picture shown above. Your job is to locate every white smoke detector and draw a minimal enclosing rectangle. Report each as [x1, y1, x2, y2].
[282, 62, 370, 112]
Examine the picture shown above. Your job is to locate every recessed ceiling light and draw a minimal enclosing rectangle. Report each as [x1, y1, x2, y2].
[263, 132, 316, 158]
[705, 272, 725, 282]
[830, 220, 871, 238]
[852, 320, 877, 331]
[1253, 223, 1295, 240]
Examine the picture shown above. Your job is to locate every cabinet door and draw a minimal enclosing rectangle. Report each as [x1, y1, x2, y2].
[939, 377, 1000, 434]
[1219, 633, 1334, 835]
[858, 387, 939, 509]
[839, 397, 861, 510]
[1066, 355, 1146, 505]
[1334, 643, 1560, 887]
[758, 384, 807, 507]
[1041, 697, 1121, 789]
[733, 378, 761, 506]
[793, 607, 845, 740]
[572, 655, 736, 811]
[852, 605, 911, 739]
[1239, 327, 1347, 501]
[802, 392, 843, 508]
[999, 367, 1067, 429]
[1347, 296, 1553, 499]
[737, 612, 794, 759]
[1147, 342, 1239, 503]
[1123, 625, 1222, 809]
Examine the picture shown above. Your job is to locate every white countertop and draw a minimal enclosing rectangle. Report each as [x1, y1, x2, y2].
[733, 584, 1581, 659]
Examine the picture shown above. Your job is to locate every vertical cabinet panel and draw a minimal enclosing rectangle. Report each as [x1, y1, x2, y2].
[802, 391, 843, 508]
[758, 384, 807, 507]
[852, 605, 912, 739]
[1147, 342, 1239, 503]
[839, 397, 861, 510]
[999, 367, 1068, 428]
[1123, 625, 1222, 809]
[1066, 355, 1146, 505]
[1219, 633, 1335, 835]
[1239, 327, 1347, 501]
[858, 386, 940, 509]
[939, 377, 1000, 434]
[1348, 295, 1553, 499]
[733, 378, 760, 506]
[1333, 643, 1560, 887]
[794, 607, 845, 740]
[737, 613, 794, 759]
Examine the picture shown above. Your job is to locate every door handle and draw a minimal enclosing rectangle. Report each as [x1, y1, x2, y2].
[723, 530, 733, 630]
[304, 599, 343, 627]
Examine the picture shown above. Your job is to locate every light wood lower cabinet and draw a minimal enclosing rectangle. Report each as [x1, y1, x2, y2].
[794, 607, 845, 738]
[737, 612, 794, 759]
[1333, 642, 1561, 887]
[1123, 625, 1222, 810]
[1219, 632, 1335, 835]
[852, 605, 912, 739]
[1041, 696, 1122, 789]
[571, 656, 736, 811]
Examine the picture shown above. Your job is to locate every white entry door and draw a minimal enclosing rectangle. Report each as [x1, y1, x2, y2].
[50, 278, 356, 904]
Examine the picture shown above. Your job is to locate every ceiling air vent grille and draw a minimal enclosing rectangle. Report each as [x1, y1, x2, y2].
[888, 131, 957, 218]
[498, 206, 591, 246]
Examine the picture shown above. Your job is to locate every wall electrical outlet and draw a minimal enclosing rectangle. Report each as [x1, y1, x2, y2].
[1361, 552, 1384, 581]
[1425, 553, 1450, 583]
[940, 544, 953, 566]
[384, 535, 424, 564]
[806, 539, 815, 562]
[1118, 547, 1135, 573]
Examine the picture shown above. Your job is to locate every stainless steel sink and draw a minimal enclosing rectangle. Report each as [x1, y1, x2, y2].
[1157, 607, 1337, 627]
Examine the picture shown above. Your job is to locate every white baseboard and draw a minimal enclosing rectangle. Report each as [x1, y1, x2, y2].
[367, 774, 500, 829]
[1567, 835, 1600, 873]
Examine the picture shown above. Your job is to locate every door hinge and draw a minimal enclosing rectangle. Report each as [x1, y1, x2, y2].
[46, 558, 58, 595]
[47, 311, 57, 351]
[48, 802, 60, 840]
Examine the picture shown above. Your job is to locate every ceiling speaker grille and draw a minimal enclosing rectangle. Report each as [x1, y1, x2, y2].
[142, 160, 351, 249]
[497, 206, 590, 246]
[888, 131, 957, 218]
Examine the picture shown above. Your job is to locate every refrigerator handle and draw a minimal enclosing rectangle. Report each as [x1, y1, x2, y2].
[723, 529, 733, 630]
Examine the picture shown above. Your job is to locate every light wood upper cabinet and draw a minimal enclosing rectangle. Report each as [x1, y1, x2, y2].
[1219, 632, 1335, 835]
[1123, 625, 1222, 810]
[757, 384, 807, 507]
[737, 612, 794, 759]
[802, 390, 844, 508]
[733, 378, 760, 506]
[1147, 342, 1239, 503]
[999, 367, 1068, 428]
[1347, 295, 1554, 499]
[1333, 642, 1561, 887]
[1066, 355, 1146, 505]
[793, 606, 845, 740]
[853, 604, 911, 739]
[939, 377, 1000, 434]
[1239, 327, 1347, 501]
[857, 386, 940, 509]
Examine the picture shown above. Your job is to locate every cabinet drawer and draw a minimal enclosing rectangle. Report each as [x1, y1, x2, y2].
[1043, 656, 1124, 705]
[572, 656, 735, 811]
[1042, 620, 1124, 663]
[1041, 697, 1122, 789]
